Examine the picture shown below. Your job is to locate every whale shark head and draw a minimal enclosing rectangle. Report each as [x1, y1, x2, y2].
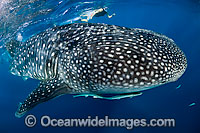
[55, 24, 187, 93]
[168, 46, 187, 82]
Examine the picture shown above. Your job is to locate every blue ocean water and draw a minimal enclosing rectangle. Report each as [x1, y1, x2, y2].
[0, 0, 200, 132]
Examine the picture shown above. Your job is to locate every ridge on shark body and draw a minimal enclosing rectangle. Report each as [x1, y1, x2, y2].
[6, 23, 187, 118]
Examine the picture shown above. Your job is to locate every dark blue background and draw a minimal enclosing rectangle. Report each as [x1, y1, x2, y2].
[0, 0, 200, 132]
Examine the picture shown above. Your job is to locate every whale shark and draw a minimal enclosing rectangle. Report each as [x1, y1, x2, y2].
[6, 23, 187, 118]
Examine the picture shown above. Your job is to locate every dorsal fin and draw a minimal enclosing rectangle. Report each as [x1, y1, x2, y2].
[5, 40, 20, 57]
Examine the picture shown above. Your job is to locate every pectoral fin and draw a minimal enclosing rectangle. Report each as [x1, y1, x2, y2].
[15, 78, 71, 118]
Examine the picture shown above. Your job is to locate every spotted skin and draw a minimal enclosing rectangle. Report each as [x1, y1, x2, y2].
[7, 23, 187, 118]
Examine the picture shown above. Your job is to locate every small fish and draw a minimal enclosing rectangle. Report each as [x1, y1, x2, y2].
[74, 92, 142, 100]
[176, 84, 181, 89]
[6, 23, 187, 118]
[189, 102, 196, 107]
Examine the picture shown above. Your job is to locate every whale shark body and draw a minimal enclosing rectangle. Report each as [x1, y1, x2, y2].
[6, 23, 187, 118]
